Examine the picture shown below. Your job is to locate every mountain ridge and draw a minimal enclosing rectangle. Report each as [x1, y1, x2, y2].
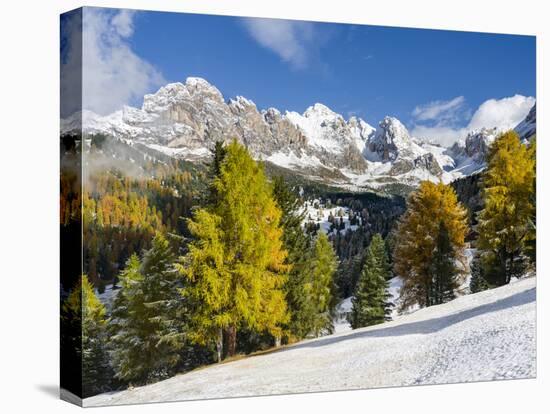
[61, 77, 536, 193]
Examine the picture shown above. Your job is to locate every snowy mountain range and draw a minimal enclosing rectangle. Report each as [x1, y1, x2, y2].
[61, 77, 536, 193]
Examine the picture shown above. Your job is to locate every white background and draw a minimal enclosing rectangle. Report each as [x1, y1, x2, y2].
[0, 0, 547, 412]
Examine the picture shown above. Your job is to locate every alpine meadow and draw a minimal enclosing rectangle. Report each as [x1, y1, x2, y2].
[60, 7, 537, 407]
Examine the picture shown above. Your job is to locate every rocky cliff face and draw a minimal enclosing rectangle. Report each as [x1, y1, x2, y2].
[366, 117, 443, 177]
[367, 116, 410, 162]
[463, 128, 499, 162]
[514, 104, 536, 141]
[67, 78, 370, 173]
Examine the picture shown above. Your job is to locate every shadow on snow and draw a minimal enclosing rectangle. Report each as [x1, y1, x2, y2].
[283, 287, 535, 352]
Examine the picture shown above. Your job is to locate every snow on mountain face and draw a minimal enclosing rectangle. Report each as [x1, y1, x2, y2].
[61, 77, 536, 193]
[514, 104, 536, 141]
[464, 128, 499, 162]
[346, 117, 450, 187]
[283, 103, 372, 172]
[287, 103, 348, 151]
[65, 77, 370, 175]
[366, 116, 417, 162]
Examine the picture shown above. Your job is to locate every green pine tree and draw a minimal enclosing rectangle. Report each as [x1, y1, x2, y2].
[469, 251, 490, 293]
[110, 234, 185, 385]
[348, 234, 392, 329]
[430, 221, 460, 304]
[307, 232, 338, 337]
[272, 176, 312, 341]
[62, 275, 112, 397]
[206, 140, 228, 205]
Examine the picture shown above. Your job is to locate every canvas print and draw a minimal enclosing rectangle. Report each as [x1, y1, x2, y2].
[60, 7, 537, 407]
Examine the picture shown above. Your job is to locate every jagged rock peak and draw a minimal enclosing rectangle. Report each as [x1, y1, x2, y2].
[464, 127, 498, 161]
[377, 116, 410, 141]
[185, 76, 222, 93]
[229, 95, 256, 109]
[142, 77, 224, 113]
[368, 116, 411, 161]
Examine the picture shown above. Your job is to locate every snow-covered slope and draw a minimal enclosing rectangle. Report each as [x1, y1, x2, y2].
[85, 276, 536, 407]
[62, 77, 536, 193]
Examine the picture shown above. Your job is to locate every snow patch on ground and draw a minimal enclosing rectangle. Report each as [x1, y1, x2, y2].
[302, 200, 360, 235]
[147, 144, 210, 158]
[266, 151, 323, 170]
[85, 277, 536, 407]
[334, 297, 353, 334]
[96, 284, 118, 311]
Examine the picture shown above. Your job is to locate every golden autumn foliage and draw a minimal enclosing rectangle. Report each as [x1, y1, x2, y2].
[393, 181, 468, 310]
[78, 168, 199, 284]
[60, 172, 82, 226]
[477, 130, 535, 285]
[178, 141, 289, 360]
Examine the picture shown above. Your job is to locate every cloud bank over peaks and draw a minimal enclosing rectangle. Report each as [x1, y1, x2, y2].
[468, 95, 536, 131]
[411, 95, 535, 146]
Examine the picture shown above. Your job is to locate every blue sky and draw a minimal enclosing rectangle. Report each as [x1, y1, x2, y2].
[66, 7, 536, 145]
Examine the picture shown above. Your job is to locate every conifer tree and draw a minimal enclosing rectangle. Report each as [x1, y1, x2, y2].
[307, 232, 338, 337]
[430, 221, 460, 304]
[272, 176, 312, 341]
[179, 141, 289, 359]
[62, 275, 112, 397]
[110, 234, 185, 384]
[394, 181, 467, 310]
[109, 254, 145, 383]
[348, 234, 392, 329]
[178, 209, 231, 362]
[205, 140, 227, 205]
[477, 131, 535, 285]
[469, 251, 490, 293]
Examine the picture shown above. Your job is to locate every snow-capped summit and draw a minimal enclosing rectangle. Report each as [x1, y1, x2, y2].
[366, 116, 429, 166]
[367, 116, 412, 162]
[184, 76, 224, 98]
[229, 95, 256, 111]
[348, 116, 376, 155]
[286, 103, 345, 150]
[464, 128, 499, 162]
[285, 104, 374, 157]
[303, 103, 341, 120]
[142, 77, 224, 114]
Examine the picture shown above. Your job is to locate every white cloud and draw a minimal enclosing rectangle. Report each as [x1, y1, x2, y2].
[412, 96, 466, 123]
[77, 8, 165, 115]
[111, 9, 135, 38]
[467, 95, 536, 131]
[412, 95, 535, 147]
[242, 18, 316, 69]
[411, 125, 469, 147]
